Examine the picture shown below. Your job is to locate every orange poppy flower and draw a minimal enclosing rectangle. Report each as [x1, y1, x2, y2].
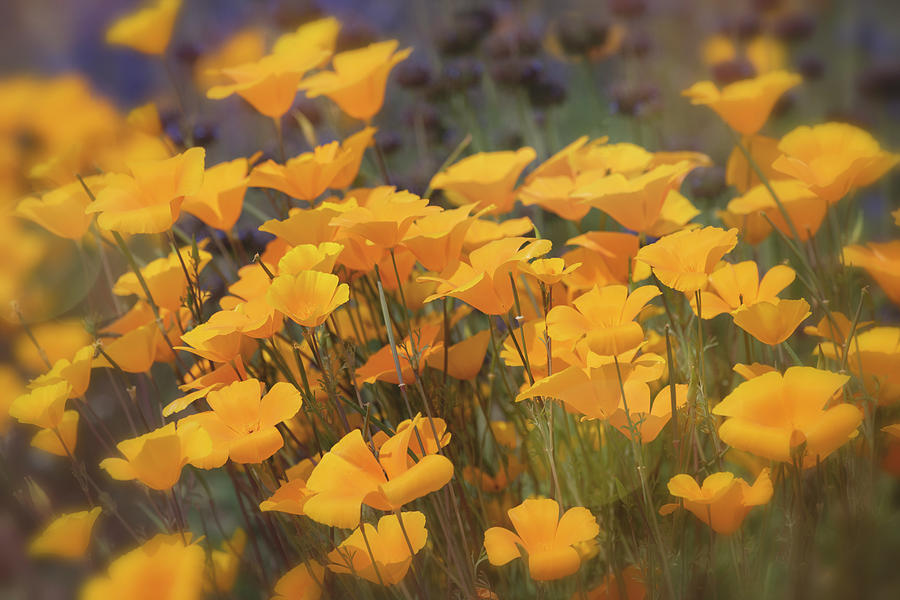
[177, 309, 246, 363]
[462, 216, 534, 251]
[682, 71, 802, 135]
[843, 241, 900, 306]
[113, 246, 211, 312]
[402, 204, 480, 272]
[300, 40, 412, 122]
[9, 381, 70, 430]
[31, 409, 79, 457]
[194, 28, 267, 91]
[713, 367, 861, 467]
[249, 128, 374, 200]
[207, 45, 330, 119]
[100, 422, 212, 490]
[29, 344, 94, 398]
[517, 364, 637, 420]
[105, 0, 182, 56]
[636, 226, 738, 293]
[547, 284, 660, 359]
[266, 270, 349, 328]
[327, 512, 427, 585]
[15, 176, 104, 239]
[303, 422, 453, 528]
[725, 134, 788, 194]
[607, 384, 688, 443]
[86, 147, 205, 234]
[574, 162, 693, 233]
[29, 507, 101, 559]
[726, 180, 826, 241]
[692, 260, 796, 319]
[815, 327, 900, 406]
[563, 231, 643, 290]
[484, 497, 599, 581]
[518, 175, 591, 222]
[260, 457, 318, 516]
[330, 186, 440, 249]
[422, 237, 551, 315]
[178, 379, 302, 466]
[181, 158, 250, 231]
[732, 299, 811, 345]
[645, 190, 701, 238]
[429, 148, 536, 215]
[661, 469, 773, 534]
[717, 206, 772, 246]
[80, 534, 205, 600]
[272, 562, 325, 600]
[772, 122, 898, 204]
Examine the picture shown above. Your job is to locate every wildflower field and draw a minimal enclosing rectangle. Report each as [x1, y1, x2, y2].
[2, 0, 899, 598]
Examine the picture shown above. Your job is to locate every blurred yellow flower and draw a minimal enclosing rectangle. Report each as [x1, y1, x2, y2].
[29, 507, 101, 559]
[301, 40, 412, 121]
[105, 0, 182, 56]
[682, 71, 802, 135]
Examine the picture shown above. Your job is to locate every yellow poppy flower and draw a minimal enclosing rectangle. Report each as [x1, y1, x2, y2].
[303, 424, 453, 528]
[86, 148, 205, 234]
[31, 409, 79, 456]
[484, 497, 599, 581]
[661, 469, 773, 534]
[330, 186, 440, 249]
[100, 422, 212, 490]
[272, 562, 325, 600]
[422, 237, 551, 315]
[80, 534, 205, 600]
[266, 270, 349, 328]
[194, 27, 267, 90]
[843, 241, 900, 307]
[772, 122, 898, 204]
[29, 344, 95, 398]
[113, 246, 212, 312]
[607, 384, 688, 443]
[402, 204, 480, 272]
[300, 40, 412, 122]
[327, 512, 427, 585]
[9, 381, 70, 430]
[816, 327, 900, 406]
[713, 367, 861, 467]
[249, 128, 374, 200]
[682, 71, 802, 135]
[15, 176, 104, 239]
[29, 507, 101, 559]
[692, 260, 796, 319]
[636, 226, 739, 292]
[177, 379, 301, 466]
[726, 180, 826, 241]
[574, 162, 693, 233]
[430, 148, 536, 215]
[732, 298, 811, 346]
[207, 47, 329, 119]
[546, 284, 660, 359]
[726, 134, 788, 194]
[181, 158, 250, 231]
[105, 0, 182, 56]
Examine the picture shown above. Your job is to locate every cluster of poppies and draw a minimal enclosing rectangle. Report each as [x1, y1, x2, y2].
[2, 1, 899, 599]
